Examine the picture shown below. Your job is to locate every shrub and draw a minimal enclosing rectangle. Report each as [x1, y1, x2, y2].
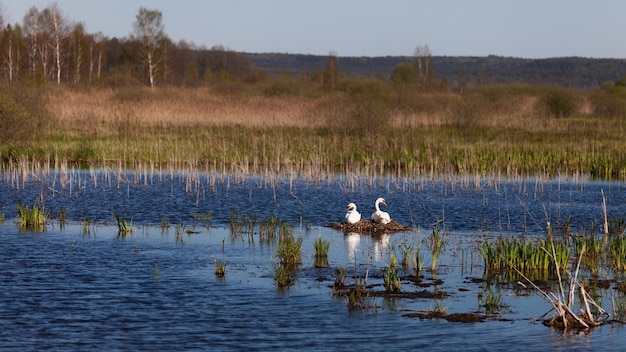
[0, 86, 50, 143]
[537, 87, 577, 118]
[589, 87, 626, 118]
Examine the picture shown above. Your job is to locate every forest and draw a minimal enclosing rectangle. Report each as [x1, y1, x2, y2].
[0, 4, 625, 90]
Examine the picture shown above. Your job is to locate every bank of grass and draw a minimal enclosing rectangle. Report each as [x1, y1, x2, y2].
[2, 83, 626, 179]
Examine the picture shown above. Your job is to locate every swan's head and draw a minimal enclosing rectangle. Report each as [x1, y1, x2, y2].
[346, 202, 357, 211]
[376, 197, 387, 206]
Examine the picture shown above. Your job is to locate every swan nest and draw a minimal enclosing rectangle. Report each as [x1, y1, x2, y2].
[328, 220, 412, 235]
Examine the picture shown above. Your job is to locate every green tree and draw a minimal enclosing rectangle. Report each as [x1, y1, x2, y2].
[391, 62, 419, 86]
[131, 7, 165, 87]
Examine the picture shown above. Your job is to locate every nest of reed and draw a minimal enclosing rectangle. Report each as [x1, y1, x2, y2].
[328, 219, 412, 235]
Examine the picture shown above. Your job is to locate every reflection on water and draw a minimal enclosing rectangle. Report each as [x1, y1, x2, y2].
[344, 232, 391, 263]
[1, 170, 626, 350]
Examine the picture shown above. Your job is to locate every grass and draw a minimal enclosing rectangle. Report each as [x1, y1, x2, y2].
[214, 259, 227, 277]
[2, 85, 626, 179]
[112, 211, 133, 235]
[383, 266, 402, 292]
[276, 233, 303, 266]
[313, 236, 331, 268]
[17, 202, 47, 230]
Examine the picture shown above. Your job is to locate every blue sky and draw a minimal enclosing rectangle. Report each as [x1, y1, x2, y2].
[3, 0, 625, 58]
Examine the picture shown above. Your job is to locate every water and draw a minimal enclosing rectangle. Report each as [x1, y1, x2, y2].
[1, 170, 626, 351]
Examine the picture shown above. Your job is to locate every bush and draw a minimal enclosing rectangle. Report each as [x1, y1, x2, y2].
[0, 86, 50, 143]
[589, 87, 626, 118]
[537, 87, 577, 118]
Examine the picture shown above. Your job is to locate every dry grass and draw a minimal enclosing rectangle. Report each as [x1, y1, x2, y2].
[4, 83, 626, 179]
[50, 86, 324, 129]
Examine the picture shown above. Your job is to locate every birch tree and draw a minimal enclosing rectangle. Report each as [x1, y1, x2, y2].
[132, 7, 165, 87]
[414, 45, 433, 92]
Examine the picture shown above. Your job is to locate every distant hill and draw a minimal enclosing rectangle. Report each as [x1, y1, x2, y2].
[246, 53, 626, 91]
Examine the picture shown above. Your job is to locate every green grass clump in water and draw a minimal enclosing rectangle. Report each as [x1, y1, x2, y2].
[276, 233, 303, 266]
[214, 259, 227, 277]
[17, 202, 47, 230]
[112, 211, 133, 235]
[313, 237, 331, 268]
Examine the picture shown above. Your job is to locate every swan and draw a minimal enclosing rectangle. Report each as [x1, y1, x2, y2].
[371, 197, 391, 224]
[345, 202, 362, 224]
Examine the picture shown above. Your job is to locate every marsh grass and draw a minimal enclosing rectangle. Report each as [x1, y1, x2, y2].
[333, 266, 348, 292]
[383, 266, 402, 293]
[276, 233, 303, 266]
[428, 222, 445, 272]
[5, 85, 626, 180]
[214, 259, 227, 277]
[481, 235, 569, 275]
[17, 202, 47, 230]
[479, 285, 511, 315]
[229, 209, 256, 242]
[274, 265, 296, 289]
[347, 278, 374, 310]
[313, 236, 331, 268]
[112, 211, 133, 235]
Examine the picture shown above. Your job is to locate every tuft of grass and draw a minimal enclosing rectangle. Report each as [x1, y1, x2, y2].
[214, 259, 227, 277]
[112, 211, 133, 235]
[347, 278, 374, 310]
[383, 266, 402, 293]
[313, 237, 331, 268]
[274, 265, 296, 289]
[276, 233, 303, 266]
[333, 266, 348, 292]
[17, 202, 47, 230]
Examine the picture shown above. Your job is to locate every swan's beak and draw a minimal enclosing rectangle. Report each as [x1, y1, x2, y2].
[382, 200, 387, 206]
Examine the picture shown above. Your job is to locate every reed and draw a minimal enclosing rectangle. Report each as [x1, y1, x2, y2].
[274, 265, 295, 289]
[481, 236, 569, 275]
[383, 266, 402, 293]
[333, 266, 348, 292]
[347, 278, 373, 310]
[17, 202, 47, 230]
[229, 209, 256, 241]
[276, 233, 303, 266]
[313, 237, 331, 268]
[112, 211, 133, 235]
[214, 259, 227, 277]
[5, 85, 626, 180]
[429, 223, 444, 272]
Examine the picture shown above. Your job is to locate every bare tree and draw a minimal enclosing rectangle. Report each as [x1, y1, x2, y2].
[23, 6, 45, 80]
[132, 7, 165, 87]
[1, 24, 26, 83]
[323, 51, 338, 91]
[414, 45, 434, 92]
[47, 3, 70, 84]
[88, 32, 105, 83]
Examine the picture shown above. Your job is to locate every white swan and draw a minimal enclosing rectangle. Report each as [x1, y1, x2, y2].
[345, 202, 362, 224]
[371, 197, 391, 224]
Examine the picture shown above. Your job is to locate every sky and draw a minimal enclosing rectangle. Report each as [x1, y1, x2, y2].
[2, 0, 626, 59]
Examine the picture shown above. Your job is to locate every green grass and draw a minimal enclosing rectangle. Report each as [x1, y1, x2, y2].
[3, 115, 626, 180]
[112, 211, 133, 235]
[17, 202, 47, 230]
[313, 237, 331, 268]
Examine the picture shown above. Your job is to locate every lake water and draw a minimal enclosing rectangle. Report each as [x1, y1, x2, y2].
[1, 169, 626, 351]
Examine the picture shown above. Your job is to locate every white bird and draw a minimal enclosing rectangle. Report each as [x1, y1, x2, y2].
[345, 202, 362, 224]
[371, 197, 391, 224]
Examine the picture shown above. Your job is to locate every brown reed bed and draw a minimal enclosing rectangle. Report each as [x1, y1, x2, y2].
[2, 84, 626, 179]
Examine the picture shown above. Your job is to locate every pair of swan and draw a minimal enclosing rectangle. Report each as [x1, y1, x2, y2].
[345, 197, 391, 225]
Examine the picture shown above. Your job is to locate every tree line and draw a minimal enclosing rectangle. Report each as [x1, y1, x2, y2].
[0, 5, 260, 87]
[1, 4, 624, 91]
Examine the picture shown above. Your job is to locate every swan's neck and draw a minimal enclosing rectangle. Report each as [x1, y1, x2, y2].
[375, 200, 381, 212]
